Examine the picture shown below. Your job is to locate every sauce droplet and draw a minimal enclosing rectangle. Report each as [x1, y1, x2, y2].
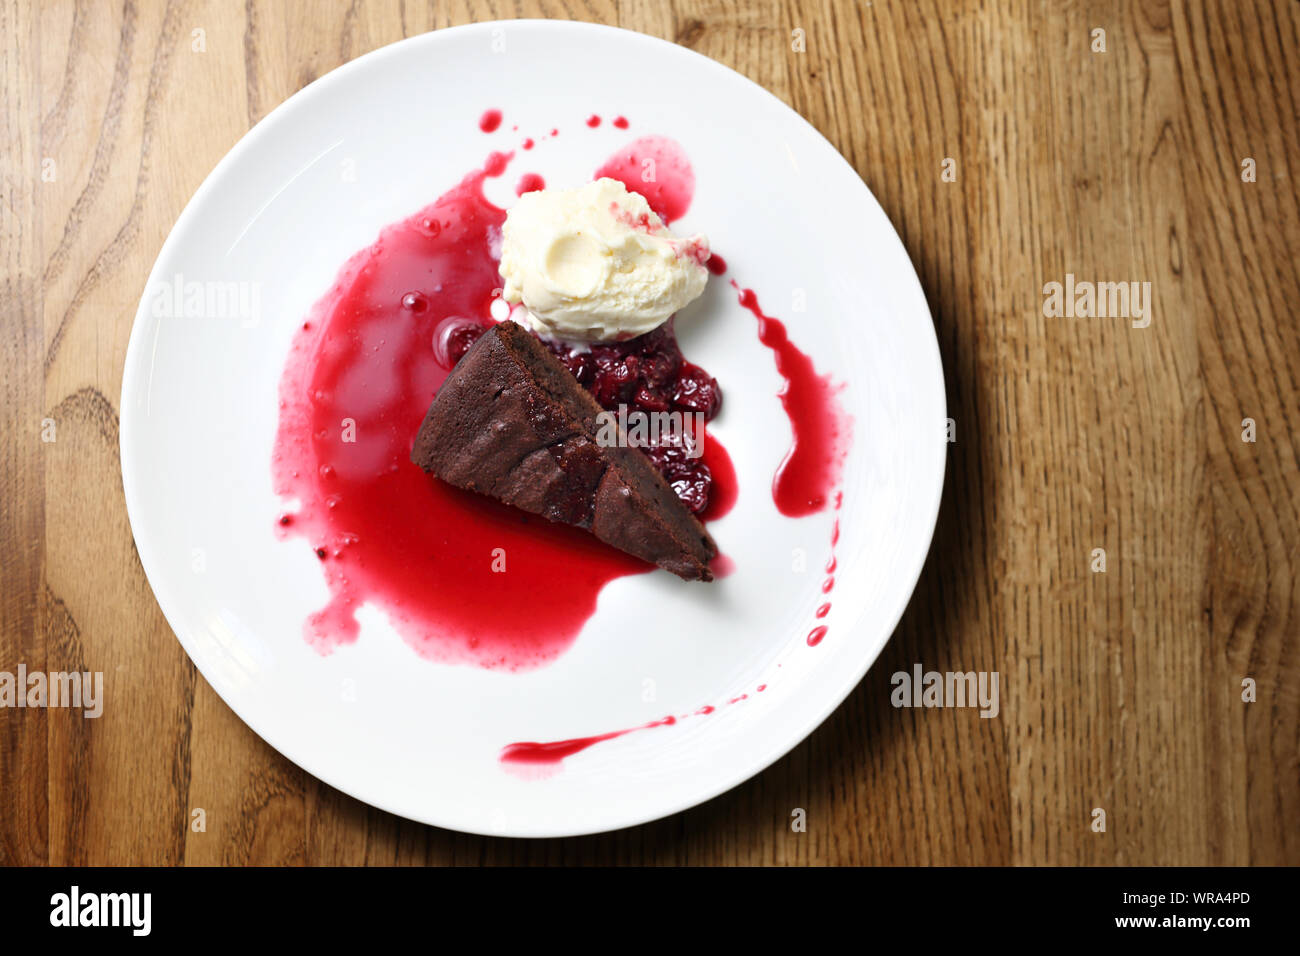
[515, 172, 546, 196]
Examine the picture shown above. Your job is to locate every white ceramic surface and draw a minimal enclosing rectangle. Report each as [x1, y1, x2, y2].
[120, 20, 946, 837]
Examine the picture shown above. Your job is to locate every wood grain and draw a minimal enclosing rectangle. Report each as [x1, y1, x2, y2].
[2, 0, 1297, 865]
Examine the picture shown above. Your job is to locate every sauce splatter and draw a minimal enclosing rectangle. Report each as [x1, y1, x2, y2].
[732, 284, 850, 516]
[594, 135, 696, 224]
[501, 716, 677, 765]
[478, 109, 503, 133]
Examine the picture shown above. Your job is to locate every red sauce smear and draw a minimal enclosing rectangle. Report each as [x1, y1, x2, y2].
[501, 716, 677, 765]
[732, 283, 850, 516]
[479, 109, 502, 133]
[699, 433, 737, 520]
[594, 135, 696, 224]
[515, 172, 545, 196]
[498, 691, 765, 768]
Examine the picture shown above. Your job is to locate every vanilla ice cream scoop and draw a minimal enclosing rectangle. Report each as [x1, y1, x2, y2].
[498, 178, 710, 342]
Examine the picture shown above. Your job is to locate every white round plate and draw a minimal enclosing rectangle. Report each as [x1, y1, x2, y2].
[121, 20, 945, 837]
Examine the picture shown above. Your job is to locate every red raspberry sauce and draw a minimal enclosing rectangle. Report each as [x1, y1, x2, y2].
[594, 135, 696, 224]
[731, 284, 850, 516]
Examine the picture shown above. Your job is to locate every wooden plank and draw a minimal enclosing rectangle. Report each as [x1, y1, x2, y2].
[1, 0, 48, 868]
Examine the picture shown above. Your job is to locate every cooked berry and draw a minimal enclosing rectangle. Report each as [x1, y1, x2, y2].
[446, 325, 486, 364]
[527, 321, 719, 513]
[670, 471, 711, 514]
[644, 441, 712, 515]
[634, 386, 671, 412]
[673, 364, 722, 418]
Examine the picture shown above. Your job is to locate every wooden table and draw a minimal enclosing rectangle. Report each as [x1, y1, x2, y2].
[3, 0, 1297, 866]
